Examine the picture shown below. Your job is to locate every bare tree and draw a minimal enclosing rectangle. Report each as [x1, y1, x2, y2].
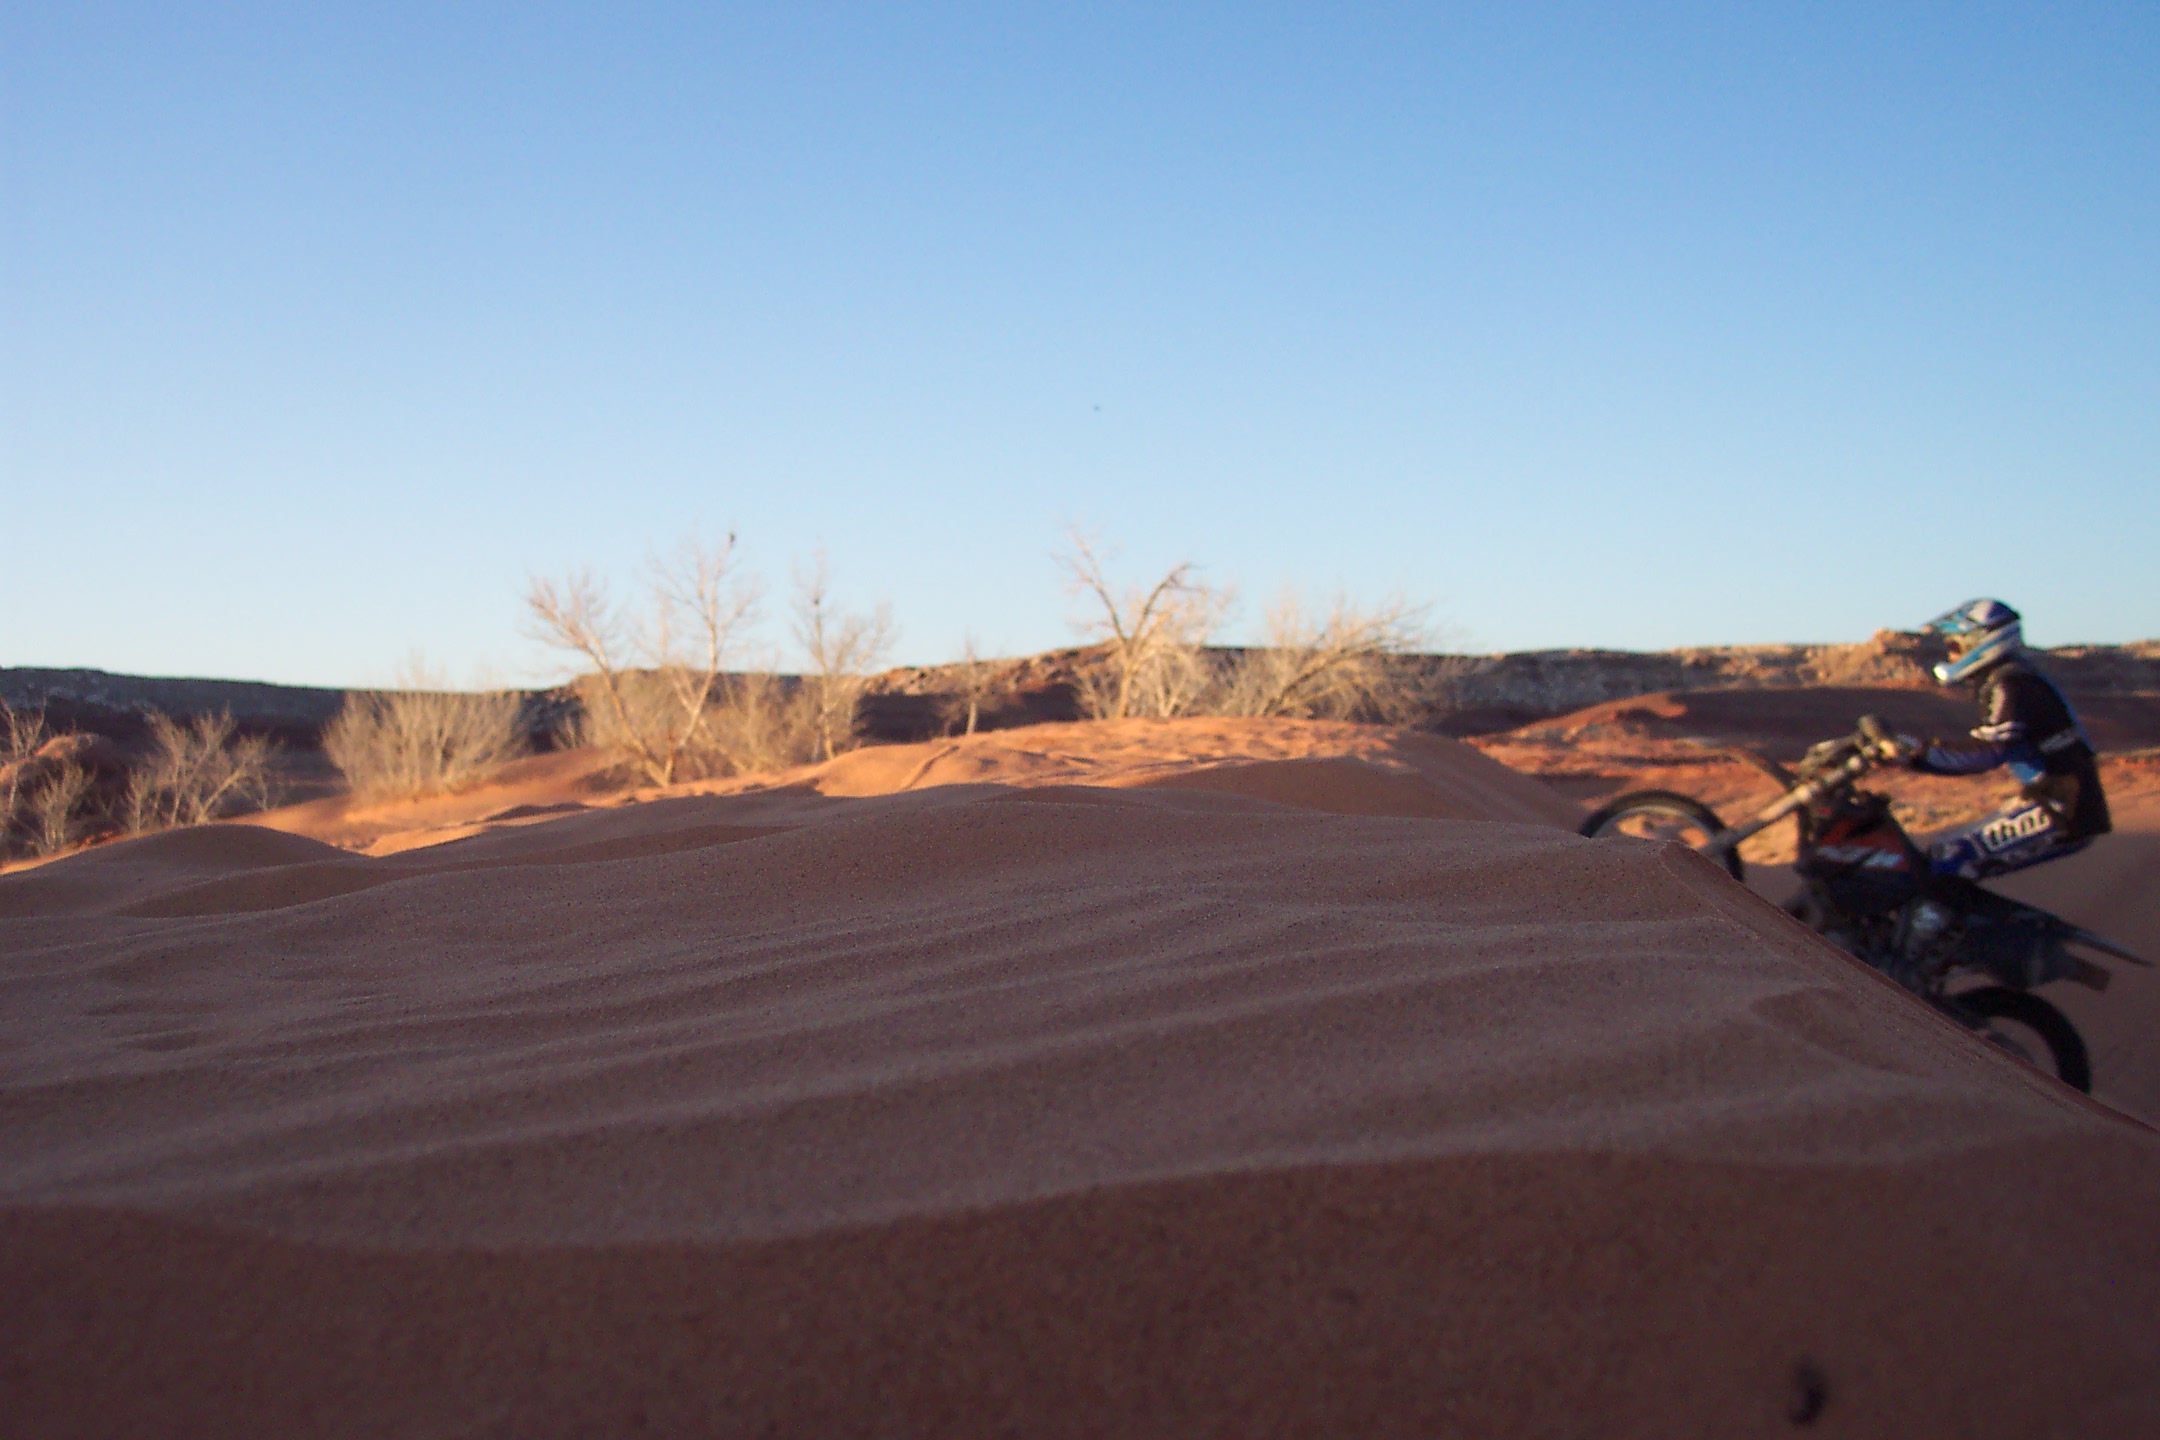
[1218, 589, 1433, 721]
[123, 711, 281, 833]
[1, 702, 53, 838]
[525, 533, 763, 785]
[323, 657, 528, 800]
[31, 764, 96, 857]
[1057, 527, 1229, 720]
[941, 635, 1002, 736]
[3, 707, 116, 859]
[792, 552, 896, 762]
[2, 701, 50, 761]
[702, 670, 821, 773]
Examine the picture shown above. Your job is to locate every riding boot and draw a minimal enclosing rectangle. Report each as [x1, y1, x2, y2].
[1890, 897, 1957, 988]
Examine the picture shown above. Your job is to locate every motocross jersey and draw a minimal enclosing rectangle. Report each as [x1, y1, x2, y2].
[1912, 658, 2111, 839]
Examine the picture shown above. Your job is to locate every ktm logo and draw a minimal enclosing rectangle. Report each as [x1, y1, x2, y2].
[1980, 808, 2051, 852]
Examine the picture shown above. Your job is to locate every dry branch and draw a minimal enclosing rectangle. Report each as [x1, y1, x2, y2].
[1057, 527, 1229, 719]
[324, 660, 527, 800]
[525, 534, 764, 785]
[123, 711, 280, 833]
[31, 763, 95, 856]
[1218, 590, 1433, 721]
[792, 552, 896, 762]
[941, 635, 1001, 736]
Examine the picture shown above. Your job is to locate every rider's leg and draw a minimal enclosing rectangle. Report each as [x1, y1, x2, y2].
[1893, 804, 2089, 980]
[1926, 800, 2088, 883]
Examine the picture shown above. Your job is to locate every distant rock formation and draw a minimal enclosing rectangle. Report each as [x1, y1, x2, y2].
[860, 633, 2160, 741]
[0, 669, 348, 750]
[1403, 634, 2160, 735]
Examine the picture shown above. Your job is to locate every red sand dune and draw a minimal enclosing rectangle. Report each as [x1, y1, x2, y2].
[5, 718, 2159, 1437]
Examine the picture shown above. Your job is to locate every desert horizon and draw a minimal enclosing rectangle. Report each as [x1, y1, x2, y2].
[9, 613, 2160, 858]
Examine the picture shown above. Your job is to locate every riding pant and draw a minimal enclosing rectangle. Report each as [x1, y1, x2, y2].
[1928, 798, 2090, 882]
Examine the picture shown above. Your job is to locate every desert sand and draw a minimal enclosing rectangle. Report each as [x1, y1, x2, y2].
[5, 717, 2159, 1436]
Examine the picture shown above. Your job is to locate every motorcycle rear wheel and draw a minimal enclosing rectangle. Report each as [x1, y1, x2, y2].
[1578, 791, 1744, 882]
[1943, 985, 2092, 1094]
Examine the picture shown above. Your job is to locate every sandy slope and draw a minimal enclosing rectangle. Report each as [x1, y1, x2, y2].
[1471, 689, 2160, 1126]
[5, 719, 2159, 1437]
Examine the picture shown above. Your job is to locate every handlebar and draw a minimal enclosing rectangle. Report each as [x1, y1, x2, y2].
[1794, 716, 1909, 778]
[1706, 720, 1893, 858]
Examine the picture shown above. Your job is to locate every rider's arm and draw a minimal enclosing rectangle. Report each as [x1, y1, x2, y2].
[1909, 681, 2047, 781]
[1910, 734, 2014, 775]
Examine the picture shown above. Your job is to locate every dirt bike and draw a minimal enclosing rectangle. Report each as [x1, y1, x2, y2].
[1578, 715, 2148, 1093]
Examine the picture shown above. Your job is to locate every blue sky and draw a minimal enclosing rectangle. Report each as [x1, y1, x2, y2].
[4, 3, 2155, 686]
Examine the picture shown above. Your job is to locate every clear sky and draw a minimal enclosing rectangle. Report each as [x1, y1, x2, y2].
[5, 3, 2155, 687]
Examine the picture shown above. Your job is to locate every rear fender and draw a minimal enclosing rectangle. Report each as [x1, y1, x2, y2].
[1953, 892, 2150, 988]
[2059, 922, 2151, 968]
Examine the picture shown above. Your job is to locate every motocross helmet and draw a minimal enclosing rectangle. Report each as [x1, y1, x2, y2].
[1922, 598, 2022, 685]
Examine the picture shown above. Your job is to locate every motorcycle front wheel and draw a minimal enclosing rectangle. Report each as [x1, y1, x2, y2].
[1578, 790, 1744, 882]
[1942, 985, 2092, 1094]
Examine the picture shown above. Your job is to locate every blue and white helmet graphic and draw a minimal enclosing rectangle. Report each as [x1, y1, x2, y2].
[1922, 598, 2023, 685]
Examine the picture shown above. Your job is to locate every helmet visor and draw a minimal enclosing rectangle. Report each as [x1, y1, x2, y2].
[1924, 598, 2019, 640]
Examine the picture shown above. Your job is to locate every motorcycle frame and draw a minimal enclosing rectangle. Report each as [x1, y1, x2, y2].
[1689, 731, 2144, 987]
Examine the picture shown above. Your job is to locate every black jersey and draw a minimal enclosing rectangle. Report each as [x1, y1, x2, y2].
[1913, 657, 2110, 838]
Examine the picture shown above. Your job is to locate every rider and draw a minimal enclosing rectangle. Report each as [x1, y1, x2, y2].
[1886, 598, 2110, 884]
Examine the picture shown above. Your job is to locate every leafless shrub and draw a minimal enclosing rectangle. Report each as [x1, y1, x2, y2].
[560, 667, 778, 780]
[940, 636, 1004, 736]
[792, 552, 895, 761]
[1215, 590, 1433, 721]
[31, 763, 96, 857]
[1058, 527, 1230, 719]
[124, 711, 281, 833]
[2, 706, 111, 859]
[702, 671, 822, 773]
[2, 701, 51, 763]
[2, 702, 53, 835]
[324, 662, 527, 800]
[525, 534, 763, 785]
